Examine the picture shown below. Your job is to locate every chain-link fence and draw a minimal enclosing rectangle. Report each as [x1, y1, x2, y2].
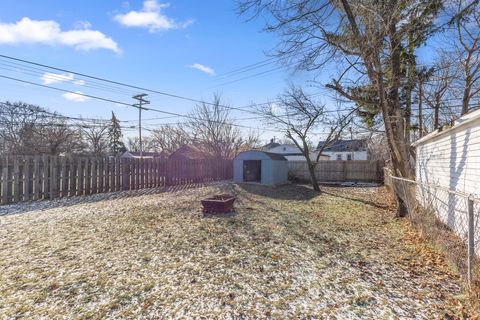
[385, 173, 480, 289]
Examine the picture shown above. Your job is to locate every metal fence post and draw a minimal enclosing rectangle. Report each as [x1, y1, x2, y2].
[467, 195, 474, 286]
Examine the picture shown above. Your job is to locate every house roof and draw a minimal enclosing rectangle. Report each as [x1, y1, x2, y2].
[169, 145, 212, 160]
[269, 144, 298, 149]
[122, 151, 166, 158]
[316, 139, 367, 152]
[261, 139, 281, 150]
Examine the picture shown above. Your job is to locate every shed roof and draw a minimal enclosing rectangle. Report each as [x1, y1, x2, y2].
[262, 151, 288, 160]
[235, 150, 287, 161]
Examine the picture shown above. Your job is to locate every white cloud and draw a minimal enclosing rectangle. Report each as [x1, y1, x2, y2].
[62, 91, 89, 102]
[73, 79, 85, 85]
[188, 63, 215, 76]
[41, 72, 74, 85]
[114, 0, 193, 32]
[0, 17, 120, 53]
[40, 72, 86, 86]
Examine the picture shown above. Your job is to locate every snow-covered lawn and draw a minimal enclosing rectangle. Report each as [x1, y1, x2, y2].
[0, 183, 465, 318]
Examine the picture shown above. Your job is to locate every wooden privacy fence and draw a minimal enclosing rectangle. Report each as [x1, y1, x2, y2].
[288, 160, 384, 182]
[0, 155, 233, 205]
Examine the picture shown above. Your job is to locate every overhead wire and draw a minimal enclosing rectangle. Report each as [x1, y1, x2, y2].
[0, 73, 287, 133]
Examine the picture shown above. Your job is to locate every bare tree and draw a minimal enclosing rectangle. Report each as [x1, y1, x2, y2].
[259, 86, 351, 192]
[35, 124, 83, 156]
[239, 0, 450, 215]
[187, 94, 260, 159]
[422, 57, 457, 130]
[367, 134, 391, 161]
[0, 101, 43, 155]
[127, 137, 141, 152]
[450, 0, 480, 115]
[0, 101, 82, 156]
[79, 121, 109, 156]
[240, 0, 446, 180]
[149, 124, 191, 155]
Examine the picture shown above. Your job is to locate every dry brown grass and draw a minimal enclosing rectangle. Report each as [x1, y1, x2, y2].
[0, 183, 467, 318]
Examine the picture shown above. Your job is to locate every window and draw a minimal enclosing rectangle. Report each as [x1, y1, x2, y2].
[283, 147, 286, 151]
[336, 154, 342, 160]
[347, 154, 352, 161]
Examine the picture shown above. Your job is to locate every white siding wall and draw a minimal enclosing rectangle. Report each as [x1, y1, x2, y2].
[415, 111, 480, 255]
[268, 145, 329, 161]
[416, 123, 480, 194]
[323, 151, 368, 161]
[268, 145, 301, 154]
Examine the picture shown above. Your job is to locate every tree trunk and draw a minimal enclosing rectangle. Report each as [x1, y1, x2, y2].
[396, 196, 408, 217]
[434, 102, 440, 129]
[404, 32, 415, 145]
[461, 82, 471, 115]
[306, 160, 320, 192]
[418, 81, 423, 137]
[380, 23, 415, 180]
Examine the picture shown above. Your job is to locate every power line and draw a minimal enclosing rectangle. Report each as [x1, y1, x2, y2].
[0, 102, 115, 123]
[0, 61, 137, 97]
[0, 73, 286, 133]
[208, 65, 287, 89]
[215, 57, 278, 78]
[0, 54, 360, 119]
[0, 54, 268, 115]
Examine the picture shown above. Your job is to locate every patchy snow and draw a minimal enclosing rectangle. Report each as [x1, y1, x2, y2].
[0, 183, 465, 318]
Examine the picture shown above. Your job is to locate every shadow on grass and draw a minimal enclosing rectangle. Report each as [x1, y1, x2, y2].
[0, 181, 231, 217]
[321, 189, 392, 210]
[236, 183, 319, 201]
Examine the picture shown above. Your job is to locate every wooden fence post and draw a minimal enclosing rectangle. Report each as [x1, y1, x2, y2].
[50, 156, 58, 200]
[23, 156, 31, 201]
[68, 156, 75, 197]
[33, 155, 40, 200]
[467, 196, 475, 287]
[42, 155, 49, 199]
[77, 157, 83, 196]
[84, 158, 91, 195]
[115, 157, 121, 191]
[110, 157, 115, 191]
[13, 156, 21, 203]
[1, 157, 9, 204]
[91, 158, 97, 194]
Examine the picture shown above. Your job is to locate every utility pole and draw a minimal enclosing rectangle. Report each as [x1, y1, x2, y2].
[132, 94, 150, 159]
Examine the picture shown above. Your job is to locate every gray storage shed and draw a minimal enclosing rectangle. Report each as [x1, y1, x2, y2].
[234, 151, 288, 186]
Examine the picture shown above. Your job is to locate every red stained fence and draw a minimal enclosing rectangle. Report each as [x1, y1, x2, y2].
[0, 155, 233, 205]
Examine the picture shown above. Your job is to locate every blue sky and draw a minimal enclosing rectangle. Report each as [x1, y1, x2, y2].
[0, 0, 318, 139]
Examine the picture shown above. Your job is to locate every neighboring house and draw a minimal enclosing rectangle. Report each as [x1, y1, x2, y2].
[260, 139, 281, 151]
[169, 145, 212, 161]
[316, 139, 368, 161]
[263, 142, 330, 161]
[120, 151, 167, 159]
[412, 108, 480, 255]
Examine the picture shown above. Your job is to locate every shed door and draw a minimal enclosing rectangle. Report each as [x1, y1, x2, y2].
[243, 160, 261, 182]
